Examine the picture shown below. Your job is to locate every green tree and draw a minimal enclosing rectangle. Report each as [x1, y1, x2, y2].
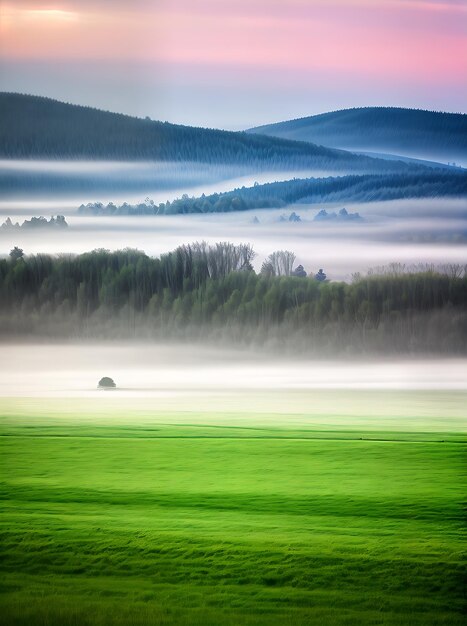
[9, 246, 24, 262]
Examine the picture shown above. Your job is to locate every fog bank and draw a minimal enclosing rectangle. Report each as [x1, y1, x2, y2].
[1, 343, 466, 399]
[1, 198, 466, 280]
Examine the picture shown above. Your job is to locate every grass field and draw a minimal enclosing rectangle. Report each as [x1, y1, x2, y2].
[0, 393, 465, 625]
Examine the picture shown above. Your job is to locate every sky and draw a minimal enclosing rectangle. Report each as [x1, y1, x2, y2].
[0, 0, 466, 129]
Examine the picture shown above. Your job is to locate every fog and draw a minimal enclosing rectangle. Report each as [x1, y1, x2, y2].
[0, 160, 343, 203]
[1, 343, 466, 400]
[354, 148, 467, 170]
[1, 198, 465, 280]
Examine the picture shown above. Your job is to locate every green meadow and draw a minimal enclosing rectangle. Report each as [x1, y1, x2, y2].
[0, 393, 465, 625]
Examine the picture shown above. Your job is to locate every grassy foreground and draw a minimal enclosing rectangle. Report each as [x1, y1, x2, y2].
[0, 398, 465, 625]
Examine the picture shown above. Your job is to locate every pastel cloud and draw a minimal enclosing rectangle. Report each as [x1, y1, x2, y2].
[2, 1, 465, 72]
[0, 0, 465, 126]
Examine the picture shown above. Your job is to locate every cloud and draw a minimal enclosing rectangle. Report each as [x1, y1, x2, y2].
[4, 0, 466, 9]
[1, 0, 465, 125]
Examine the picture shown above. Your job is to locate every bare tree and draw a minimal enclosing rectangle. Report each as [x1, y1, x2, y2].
[439, 263, 466, 279]
[261, 251, 296, 277]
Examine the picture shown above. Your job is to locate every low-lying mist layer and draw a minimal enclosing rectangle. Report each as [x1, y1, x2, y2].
[1, 243, 466, 354]
[0, 160, 261, 199]
[1, 199, 465, 280]
[2, 344, 467, 400]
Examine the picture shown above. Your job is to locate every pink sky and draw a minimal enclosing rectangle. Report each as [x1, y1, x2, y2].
[0, 0, 465, 127]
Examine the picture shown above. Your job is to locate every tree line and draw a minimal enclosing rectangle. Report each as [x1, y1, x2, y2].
[78, 171, 467, 216]
[1, 216, 68, 230]
[1, 244, 466, 353]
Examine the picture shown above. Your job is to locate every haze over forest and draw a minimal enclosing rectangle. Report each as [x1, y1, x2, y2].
[1, 93, 466, 334]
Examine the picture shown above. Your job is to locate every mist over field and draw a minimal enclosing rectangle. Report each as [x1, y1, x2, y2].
[1, 343, 466, 399]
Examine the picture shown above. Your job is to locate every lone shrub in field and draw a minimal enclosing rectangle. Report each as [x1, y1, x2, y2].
[98, 377, 116, 389]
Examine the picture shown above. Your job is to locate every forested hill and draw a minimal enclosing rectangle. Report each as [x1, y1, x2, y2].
[248, 107, 467, 163]
[0, 93, 411, 172]
[79, 170, 467, 215]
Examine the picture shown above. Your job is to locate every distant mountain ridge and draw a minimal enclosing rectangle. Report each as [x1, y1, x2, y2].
[248, 107, 467, 165]
[0, 93, 410, 174]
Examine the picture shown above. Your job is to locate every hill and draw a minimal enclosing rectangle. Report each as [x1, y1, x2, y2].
[0, 93, 413, 175]
[78, 171, 467, 215]
[248, 107, 467, 165]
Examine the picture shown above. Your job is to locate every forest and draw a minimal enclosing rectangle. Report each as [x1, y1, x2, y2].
[0, 94, 415, 173]
[1, 244, 466, 353]
[0, 93, 380, 169]
[78, 171, 467, 215]
[1, 216, 68, 230]
[249, 107, 467, 159]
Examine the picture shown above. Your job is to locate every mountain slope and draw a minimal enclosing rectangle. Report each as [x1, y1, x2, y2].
[248, 107, 467, 164]
[0, 93, 413, 174]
